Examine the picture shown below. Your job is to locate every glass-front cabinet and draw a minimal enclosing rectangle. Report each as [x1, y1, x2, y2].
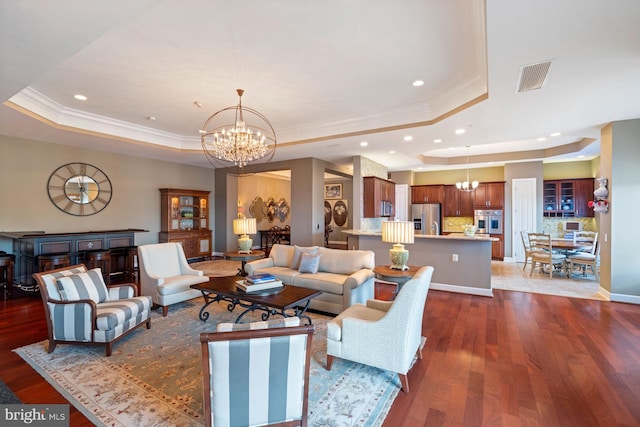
[543, 179, 593, 218]
[160, 189, 211, 259]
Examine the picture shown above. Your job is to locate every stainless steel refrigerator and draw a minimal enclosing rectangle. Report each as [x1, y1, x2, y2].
[411, 203, 441, 235]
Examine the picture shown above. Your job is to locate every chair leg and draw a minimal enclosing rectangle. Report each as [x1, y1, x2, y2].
[399, 374, 410, 393]
[106, 342, 113, 357]
[416, 346, 423, 360]
[146, 318, 151, 329]
[162, 306, 168, 317]
[326, 355, 334, 370]
[47, 340, 56, 353]
[523, 257, 528, 271]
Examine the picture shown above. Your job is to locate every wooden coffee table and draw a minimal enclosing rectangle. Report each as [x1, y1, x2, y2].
[190, 276, 322, 325]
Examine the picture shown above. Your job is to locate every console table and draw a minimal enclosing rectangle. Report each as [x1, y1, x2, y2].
[0, 229, 148, 290]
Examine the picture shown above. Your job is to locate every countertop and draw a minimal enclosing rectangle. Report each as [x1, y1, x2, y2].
[342, 229, 498, 241]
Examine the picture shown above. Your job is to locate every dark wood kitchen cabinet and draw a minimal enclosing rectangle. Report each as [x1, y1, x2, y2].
[443, 185, 474, 217]
[543, 178, 594, 218]
[364, 176, 395, 218]
[473, 182, 504, 209]
[411, 185, 444, 204]
[574, 178, 595, 218]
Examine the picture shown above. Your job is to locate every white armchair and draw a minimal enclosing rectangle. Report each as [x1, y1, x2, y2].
[138, 243, 209, 316]
[326, 266, 434, 393]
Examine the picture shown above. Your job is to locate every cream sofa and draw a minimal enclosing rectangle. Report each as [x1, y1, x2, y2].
[245, 244, 375, 315]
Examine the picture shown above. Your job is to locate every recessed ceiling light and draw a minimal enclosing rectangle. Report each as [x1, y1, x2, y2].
[455, 128, 465, 135]
[412, 80, 424, 87]
[577, 155, 585, 158]
[198, 129, 206, 134]
[389, 150, 396, 154]
[74, 94, 87, 101]
[403, 136, 413, 141]
[433, 139, 442, 143]
[146, 116, 156, 121]
[360, 141, 368, 147]
[449, 147, 456, 150]
[538, 137, 546, 141]
[550, 132, 561, 137]
[194, 101, 204, 108]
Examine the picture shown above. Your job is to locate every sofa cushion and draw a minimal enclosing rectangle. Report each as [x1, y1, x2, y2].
[293, 272, 346, 295]
[298, 253, 322, 274]
[216, 317, 300, 332]
[292, 245, 319, 270]
[269, 244, 295, 268]
[317, 247, 374, 274]
[55, 269, 109, 303]
[249, 266, 300, 285]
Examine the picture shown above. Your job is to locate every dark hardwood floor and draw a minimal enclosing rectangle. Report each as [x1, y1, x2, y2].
[2, 285, 640, 426]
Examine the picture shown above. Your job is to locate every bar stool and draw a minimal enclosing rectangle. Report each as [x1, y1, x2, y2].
[38, 253, 72, 272]
[124, 246, 139, 292]
[82, 249, 112, 285]
[0, 254, 15, 299]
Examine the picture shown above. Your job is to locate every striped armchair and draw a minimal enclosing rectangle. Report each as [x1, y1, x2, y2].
[33, 264, 152, 356]
[200, 318, 314, 427]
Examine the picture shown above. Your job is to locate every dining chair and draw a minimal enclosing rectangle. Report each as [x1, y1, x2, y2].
[528, 233, 566, 278]
[567, 240, 600, 281]
[520, 231, 533, 271]
[572, 231, 598, 253]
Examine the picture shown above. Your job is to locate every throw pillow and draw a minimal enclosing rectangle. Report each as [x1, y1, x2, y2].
[55, 268, 109, 303]
[298, 253, 322, 274]
[292, 245, 319, 269]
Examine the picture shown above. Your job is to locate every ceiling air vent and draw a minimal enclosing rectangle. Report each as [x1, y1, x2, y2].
[516, 60, 552, 92]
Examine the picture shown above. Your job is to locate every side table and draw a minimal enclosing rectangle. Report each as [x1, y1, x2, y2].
[223, 250, 266, 276]
[373, 265, 420, 299]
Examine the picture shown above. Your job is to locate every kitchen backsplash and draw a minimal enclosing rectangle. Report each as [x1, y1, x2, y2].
[443, 216, 474, 232]
[542, 217, 597, 237]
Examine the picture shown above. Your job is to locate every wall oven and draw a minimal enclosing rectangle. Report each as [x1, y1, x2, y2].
[474, 209, 502, 234]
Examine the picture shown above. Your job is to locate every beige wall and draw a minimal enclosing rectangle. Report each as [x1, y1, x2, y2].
[412, 166, 504, 185]
[543, 160, 594, 179]
[237, 173, 292, 230]
[601, 119, 640, 300]
[0, 135, 215, 251]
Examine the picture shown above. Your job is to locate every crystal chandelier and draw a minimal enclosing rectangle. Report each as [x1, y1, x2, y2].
[200, 89, 276, 176]
[456, 145, 478, 192]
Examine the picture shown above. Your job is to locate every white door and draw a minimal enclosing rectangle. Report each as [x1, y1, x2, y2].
[512, 178, 537, 262]
[395, 184, 409, 221]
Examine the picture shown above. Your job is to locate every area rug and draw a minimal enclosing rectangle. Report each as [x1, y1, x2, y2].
[189, 259, 242, 277]
[15, 299, 402, 427]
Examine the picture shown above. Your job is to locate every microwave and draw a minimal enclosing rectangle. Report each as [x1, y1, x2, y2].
[563, 221, 583, 232]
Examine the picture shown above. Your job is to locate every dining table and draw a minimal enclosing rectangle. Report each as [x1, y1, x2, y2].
[551, 238, 592, 253]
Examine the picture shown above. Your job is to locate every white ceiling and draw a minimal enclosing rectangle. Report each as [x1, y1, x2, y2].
[2, 0, 639, 173]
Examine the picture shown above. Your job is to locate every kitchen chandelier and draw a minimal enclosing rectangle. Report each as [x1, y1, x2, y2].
[456, 145, 478, 192]
[200, 89, 276, 176]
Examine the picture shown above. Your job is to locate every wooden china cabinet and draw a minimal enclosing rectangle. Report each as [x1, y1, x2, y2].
[159, 189, 212, 260]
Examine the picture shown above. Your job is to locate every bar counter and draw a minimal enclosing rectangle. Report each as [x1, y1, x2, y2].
[0, 229, 148, 289]
[343, 230, 496, 297]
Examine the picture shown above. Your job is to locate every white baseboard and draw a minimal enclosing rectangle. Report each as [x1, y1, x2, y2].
[610, 292, 640, 305]
[502, 256, 515, 263]
[430, 282, 494, 297]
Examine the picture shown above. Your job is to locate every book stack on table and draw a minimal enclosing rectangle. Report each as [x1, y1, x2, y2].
[236, 273, 283, 292]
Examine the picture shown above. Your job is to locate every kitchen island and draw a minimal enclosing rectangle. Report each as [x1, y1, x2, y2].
[343, 230, 496, 297]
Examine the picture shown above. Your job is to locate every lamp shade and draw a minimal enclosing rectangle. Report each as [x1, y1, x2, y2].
[381, 221, 414, 244]
[233, 217, 257, 236]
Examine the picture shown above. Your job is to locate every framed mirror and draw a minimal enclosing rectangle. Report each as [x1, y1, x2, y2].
[47, 162, 112, 216]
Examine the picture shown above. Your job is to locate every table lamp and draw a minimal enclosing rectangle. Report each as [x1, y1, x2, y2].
[381, 221, 414, 270]
[233, 217, 257, 253]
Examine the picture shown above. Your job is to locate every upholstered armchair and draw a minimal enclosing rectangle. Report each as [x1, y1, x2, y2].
[138, 243, 209, 316]
[326, 266, 434, 393]
[200, 318, 314, 427]
[33, 264, 152, 356]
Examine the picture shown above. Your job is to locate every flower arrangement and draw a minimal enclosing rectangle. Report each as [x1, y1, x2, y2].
[588, 199, 608, 213]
